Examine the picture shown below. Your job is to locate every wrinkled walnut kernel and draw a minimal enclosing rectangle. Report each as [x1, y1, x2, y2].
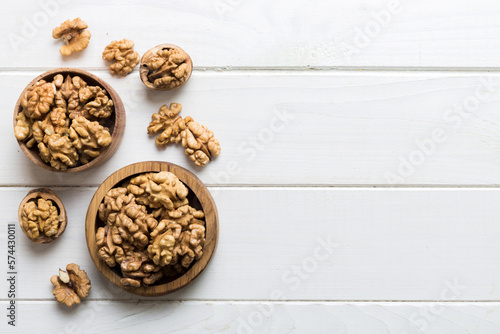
[147, 103, 221, 166]
[20, 198, 60, 241]
[51, 263, 91, 307]
[96, 172, 207, 288]
[103, 39, 140, 76]
[52, 18, 91, 56]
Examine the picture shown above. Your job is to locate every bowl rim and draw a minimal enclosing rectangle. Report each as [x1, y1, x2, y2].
[13, 67, 126, 173]
[85, 161, 219, 296]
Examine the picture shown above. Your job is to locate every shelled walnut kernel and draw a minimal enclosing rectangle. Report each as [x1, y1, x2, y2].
[147, 103, 221, 167]
[95, 172, 206, 288]
[20, 198, 60, 242]
[52, 18, 91, 56]
[50, 264, 91, 307]
[102, 39, 140, 76]
[15, 74, 114, 170]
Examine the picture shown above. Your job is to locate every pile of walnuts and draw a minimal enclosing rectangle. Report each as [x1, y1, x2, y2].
[148, 103, 221, 167]
[95, 171, 206, 288]
[14, 74, 114, 170]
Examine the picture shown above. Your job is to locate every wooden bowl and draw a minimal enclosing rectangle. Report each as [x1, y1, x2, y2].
[18, 188, 67, 244]
[139, 44, 193, 91]
[85, 161, 218, 296]
[14, 68, 126, 173]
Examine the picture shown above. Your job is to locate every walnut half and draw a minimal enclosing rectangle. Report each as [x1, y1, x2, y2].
[50, 264, 91, 307]
[52, 18, 91, 56]
[102, 39, 140, 76]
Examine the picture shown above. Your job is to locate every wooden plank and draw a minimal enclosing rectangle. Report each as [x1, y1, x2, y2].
[2, 301, 500, 333]
[2, 0, 500, 69]
[4, 71, 500, 186]
[2, 187, 500, 301]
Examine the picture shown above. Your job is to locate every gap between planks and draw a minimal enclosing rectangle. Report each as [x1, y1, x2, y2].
[4, 66, 500, 73]
[0, 185, 500, 189]
[3, 299, 500, 304]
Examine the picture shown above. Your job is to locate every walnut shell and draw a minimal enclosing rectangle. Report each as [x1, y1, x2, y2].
[140, 44, 193, 91]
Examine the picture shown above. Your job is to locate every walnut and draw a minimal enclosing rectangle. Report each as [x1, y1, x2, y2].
[147, 103, 185, 147]
[14, 112, 32, 141]
[141, 45, 192, 89]
[79, 86, 114, 118]
[181, 120, 221, 167]
[147, 103, 221, 166]
[121, 251, 157, 276]
[50, 264, 91, 307]
[128, 172, 189, 210]
[21, 80, 55, 119]
[148, 226, 177, 266]
[102, 39, 140, 76]
[38, 134, 78, 171]
[52, 18, 91, 56]
[40, 108, 68, 136]
[20, 198, 60, 242]
[154, 206, 205, 268]
[68, 116, 112, 164]
[173, 223, 206, 268]
[161, 205, 205, 228]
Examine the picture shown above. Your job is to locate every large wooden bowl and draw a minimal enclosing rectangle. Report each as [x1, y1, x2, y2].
[14, 68, 126, 173]
[85, 161, 218, 296]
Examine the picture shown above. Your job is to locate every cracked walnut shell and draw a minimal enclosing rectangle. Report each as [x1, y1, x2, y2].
[103, 39, 140, 76]
[140, 44, 193, 90]
[18, 188, 67, 244]
[52, 18, 91, 56]
[51, 264, 91, 307]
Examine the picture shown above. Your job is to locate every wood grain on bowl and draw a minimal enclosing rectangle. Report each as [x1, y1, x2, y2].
[13, 68, 125, 173]
[85, 161, 218, 296]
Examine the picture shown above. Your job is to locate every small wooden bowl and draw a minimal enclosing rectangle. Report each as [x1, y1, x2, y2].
[18, 188, 67, 244]
[14, 68, 126, 173]
[85, 161, 218, 296]
[139, 44, 193, 91]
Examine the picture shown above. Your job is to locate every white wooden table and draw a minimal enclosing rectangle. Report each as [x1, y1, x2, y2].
[2, 0, 500, 333]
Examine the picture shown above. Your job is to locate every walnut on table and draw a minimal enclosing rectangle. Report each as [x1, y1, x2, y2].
[147, 103, 221, 166]
[102, 39, 140, 76]
[96, 172, 207, 288]
[52, 18, 91, 56]
[51, 264, 91, 307]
